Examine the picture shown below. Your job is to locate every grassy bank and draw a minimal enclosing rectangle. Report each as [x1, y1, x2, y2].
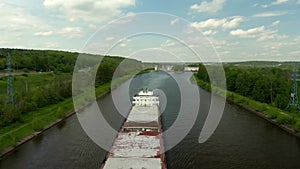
[0, 73, 71, 95]
[0, 72, 141, 153]
[193, 75, 300, 133]
[0, 83, 111, 152]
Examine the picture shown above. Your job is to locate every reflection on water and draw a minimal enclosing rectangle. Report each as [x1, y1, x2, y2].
[32, 135, 43, 145]
[57, 120, 66, 129]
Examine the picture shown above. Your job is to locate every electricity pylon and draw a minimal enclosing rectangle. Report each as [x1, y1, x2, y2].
[6, 51, 15, 104]
[286, 63, 300, 111]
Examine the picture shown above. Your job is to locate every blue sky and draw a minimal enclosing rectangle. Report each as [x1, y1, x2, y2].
[0, 0, 299, 61]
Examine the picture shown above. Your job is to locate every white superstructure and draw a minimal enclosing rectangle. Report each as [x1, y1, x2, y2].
[132, 89, 159, 106]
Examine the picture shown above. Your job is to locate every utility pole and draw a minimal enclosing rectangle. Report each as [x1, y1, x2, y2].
[286, 63, 300, 111]
[6, 51, 15, 104]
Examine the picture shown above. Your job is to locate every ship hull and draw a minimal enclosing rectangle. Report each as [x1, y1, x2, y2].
[101, 90, 167, 169]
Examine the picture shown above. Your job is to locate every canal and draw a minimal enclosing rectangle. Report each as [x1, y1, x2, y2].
[0, 71, 300, 169]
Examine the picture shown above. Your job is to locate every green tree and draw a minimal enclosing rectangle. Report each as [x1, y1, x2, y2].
[197, 64, 209, 82]
[252, 77, 271, 103]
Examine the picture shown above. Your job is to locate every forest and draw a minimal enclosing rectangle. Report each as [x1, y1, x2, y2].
[0, 49, 78, 73]
[197, 63, 295, 110]
[0, 49, 142, 127]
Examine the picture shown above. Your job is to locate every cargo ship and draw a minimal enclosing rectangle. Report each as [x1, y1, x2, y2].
[101, 89, 167, 169]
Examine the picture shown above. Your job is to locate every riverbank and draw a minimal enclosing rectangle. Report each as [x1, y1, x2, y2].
[0, 72, 145, 158]
[0, 82, 111, 159]
[192, 75, 300, 138]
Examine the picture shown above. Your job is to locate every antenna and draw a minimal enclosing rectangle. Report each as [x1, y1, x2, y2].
[6, 51, 15, 104]
[286, 63, 300, 111]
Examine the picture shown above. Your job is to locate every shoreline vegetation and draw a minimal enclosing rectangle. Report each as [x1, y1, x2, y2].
[0, 48, 150, 158]
[0, 83, 110, 158]
[0, 69, 153, 158]
[193, 75, 300, 138]
[0, 77, 126, 158]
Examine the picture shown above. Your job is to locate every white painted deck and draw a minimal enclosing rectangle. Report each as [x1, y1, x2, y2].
[110, 132, 160, 158]
[103, 158, 162, 169]
[127, 105, 159, 123]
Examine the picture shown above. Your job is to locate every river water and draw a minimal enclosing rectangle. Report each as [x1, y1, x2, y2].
[0, 72, 300, 169]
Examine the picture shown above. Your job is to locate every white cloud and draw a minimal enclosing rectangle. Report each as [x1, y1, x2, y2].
[120, 43, 126, 47]
[0, 3, 46, 32]
[43, 0, 136, 22]
[190, 0, 226, 13]
[34, 31, 53, 36]
[272, 0, 289, 5]
[0, 2, 52, 49]
[0, 40, 9, 46]
[261, 4, 269, 8]
[253, 0, 288, 8]
[105, 36, 115, 41]
[58, 27, 83, 38]
[256, 30, 278, 41]
[88, 24, 97, 30]
[161, 40, 176, 47]
[253, 11, 288, 17]
[230, 25, 288, 42]
[118, 37, 131, 43]
[211, 39, 227, 46]
[271, 20, 280, 26]
[170, 18, 180, 26]
[218, 50, 230, 56]
[115, 37, 132, 48]
[111, 12, 136, 25]
[202, 30, 217, 36]
[43, 0, 62, 7]
[257, 31, 288, 42]
[230, 26, 265, 38]
[191, 16, 243, 30]
[289, 50, 300, 55]
[45, 41, 59, 48]
[222, 17, 244, 29]
[34, 28, 84, 38]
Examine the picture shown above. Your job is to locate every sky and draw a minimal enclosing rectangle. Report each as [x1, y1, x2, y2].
[0, 0, 299, 62]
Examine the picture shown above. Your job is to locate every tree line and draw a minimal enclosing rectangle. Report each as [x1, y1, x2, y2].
[197, 64, 295, 110]
[0, 49, 142, 127]
[0, 49, 79, 73]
